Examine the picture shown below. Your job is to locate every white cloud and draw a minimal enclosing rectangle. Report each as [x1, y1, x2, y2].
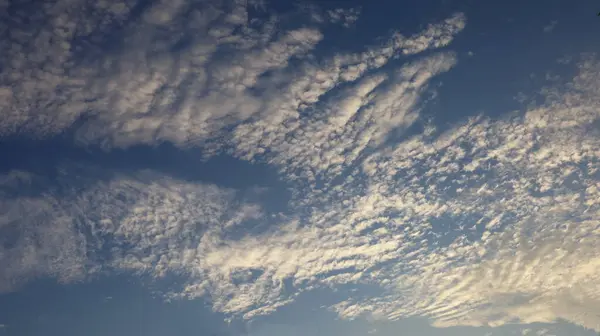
[0, 0, 469, 324]
[139, 56, 600, 327]
[0, 0, 465, 154]
[233, 52, 457, 187]
[320, 57, 600, 331]
[3, 0, 600, 333]
[0, 173, 90, 292]
[0, 168, 260, 294]
[1, 57, 599, 331]
[327, 8, 362, 28]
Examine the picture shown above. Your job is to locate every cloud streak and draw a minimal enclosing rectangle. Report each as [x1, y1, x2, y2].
[0, 0, 465, 153]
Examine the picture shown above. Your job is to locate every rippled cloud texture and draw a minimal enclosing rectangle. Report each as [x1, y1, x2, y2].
[1, 0, 599, 333]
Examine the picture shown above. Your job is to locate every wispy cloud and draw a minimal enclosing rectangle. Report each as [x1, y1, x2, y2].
[169, 55, 600, 326]
[0, 168, 260, 292]
[1, 0, 599, 333]
[0, 0, 465, 152]
[323, 56, 600, 331]
[327, 7, 362, 28]
[543, 21, 558, 32]
[1, 55, 599, 329]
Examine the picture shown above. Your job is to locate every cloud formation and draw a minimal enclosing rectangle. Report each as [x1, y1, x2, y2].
[1, 0, 599, 333]
[324, 57, 600, 330]
[169, 55, 599, 327]
[0, 168, 261, 293]
[0, 0, 465, 152]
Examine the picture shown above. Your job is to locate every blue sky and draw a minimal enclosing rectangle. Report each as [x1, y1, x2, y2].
[1, 0, 600, 335]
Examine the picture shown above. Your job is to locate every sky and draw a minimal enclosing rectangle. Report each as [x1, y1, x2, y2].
[1, 0, 600, 335]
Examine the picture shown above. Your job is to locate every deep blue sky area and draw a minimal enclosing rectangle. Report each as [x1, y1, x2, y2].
[0, 276, 229, 336]
[1, 0, 600, 335]
[307, 0, 600, 124]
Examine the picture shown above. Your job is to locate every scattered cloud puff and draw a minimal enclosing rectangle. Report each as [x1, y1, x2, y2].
[1, 0, 600, 333]
[543, 21, 558, 33]
[327, 7, 362, 28]
[0, 171, 90, 292]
